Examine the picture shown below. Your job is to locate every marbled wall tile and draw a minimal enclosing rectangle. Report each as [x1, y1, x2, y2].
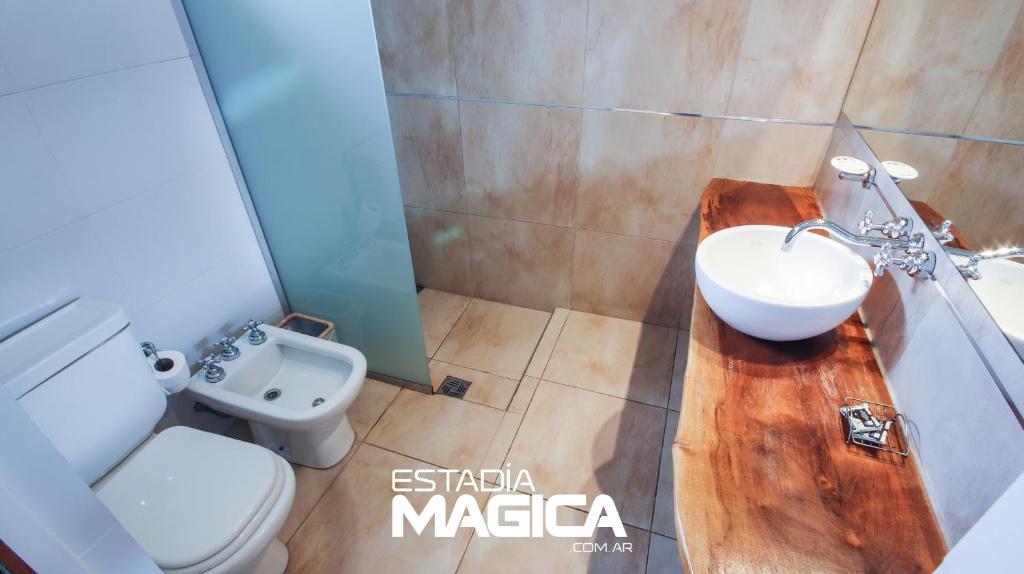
[713, 121, 833, 186]
[577, 111, 718, 243]
[571, 229, 695, 328]
[371, 0, 456, 95]
[966, 4, 1024, 140]
[468, 215, 573, 311]
[583, 0, 749, 113]
[460, 102, 580, 226]
[404, 206, 473, 295]
[928, 139, 1024, 247]
[727, 0, 875, 121]
[452, 0, 587, 103]
[386, 96, 465, 212]
[860, 129, 958, 203]
[844, 0, 1022, 133]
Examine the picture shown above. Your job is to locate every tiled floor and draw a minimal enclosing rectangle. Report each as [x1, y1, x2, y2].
[238, 289, 688, 573]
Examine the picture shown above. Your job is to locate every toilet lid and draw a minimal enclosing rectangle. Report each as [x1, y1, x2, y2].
[95, 426, 280, 570]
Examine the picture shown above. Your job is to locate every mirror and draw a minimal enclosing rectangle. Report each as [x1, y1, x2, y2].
[841, 0, 1024, 361]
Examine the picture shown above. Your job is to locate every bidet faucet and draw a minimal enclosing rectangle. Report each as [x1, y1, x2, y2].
[199, 354, 225, 383]
[244, 319, 267, 345]
[218, 335, 241, 361]
[944, 246, 1024, 280]
[783, 215, 936, 279]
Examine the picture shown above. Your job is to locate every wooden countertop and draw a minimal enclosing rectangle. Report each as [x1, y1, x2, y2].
[673, 179, 946, 573]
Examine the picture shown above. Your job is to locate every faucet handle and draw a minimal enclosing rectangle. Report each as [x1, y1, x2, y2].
[872, 243, 894, 277]
[199, 354, 225, 382]
[957, 255, 983, 280]
[218, 335, 241, 361]
[244, 319, 267, 345]
[860, 210, 912, 239]
[933, 220, 956, 245]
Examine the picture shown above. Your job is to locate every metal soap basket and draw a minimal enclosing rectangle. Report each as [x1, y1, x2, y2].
[841, 397, 910, 457]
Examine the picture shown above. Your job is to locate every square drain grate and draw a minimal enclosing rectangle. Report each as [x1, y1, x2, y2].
[439, 375, 472, 399]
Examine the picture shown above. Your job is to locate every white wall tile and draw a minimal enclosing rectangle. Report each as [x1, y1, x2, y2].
[0, 0, 187, 90]
[87, 160, 256, 310]
[0, 94, 83, 251]
[26, 58, 225, 213]
[0, 221, 130, 339]
[80, 522, 159, 574]
[131, 235, 282, 363]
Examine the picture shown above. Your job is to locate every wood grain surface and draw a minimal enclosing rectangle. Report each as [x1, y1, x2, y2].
[673, 179, 946, 573]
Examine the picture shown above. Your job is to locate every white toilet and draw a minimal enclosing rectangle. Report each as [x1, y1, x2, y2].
[185, 323, 366, 469]
[0, 298, 295, 574]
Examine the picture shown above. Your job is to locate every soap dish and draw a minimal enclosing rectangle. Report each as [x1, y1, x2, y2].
[840, 397, 909, 457]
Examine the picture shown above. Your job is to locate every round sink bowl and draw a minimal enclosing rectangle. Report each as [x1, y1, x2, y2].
[695, 225, 873, 341]
[966, 258, 1024, 357]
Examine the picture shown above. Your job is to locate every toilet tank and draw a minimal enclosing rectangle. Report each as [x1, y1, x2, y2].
[0, 298, 167, 484]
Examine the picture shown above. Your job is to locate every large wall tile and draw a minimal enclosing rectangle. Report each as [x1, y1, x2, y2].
[571, 230, 694, 327]
[859, 130, 958, 203]
[86, 161, 256, 311]
[0, 0, 187, 90]
[387, 96, 465, 211]
[577, 111, 717, 242]
[713, 121, 832, 186]
[727, 0, 875, 121]
[966, 5, 1024, 140]
[0, 95, 83, 252]
[468, 215, 573, 311]
[0, 220, 130, 339]
[844, 0, 1023, 133]
[371, 0, 456, 95]
[404, 206, 473, 295]
[928, 139, 1024, 246]
[26, 58, 225, 213]
[461, 102, 580, 226]
[583, 0, 749, 113]
[452, 0, 587, 103]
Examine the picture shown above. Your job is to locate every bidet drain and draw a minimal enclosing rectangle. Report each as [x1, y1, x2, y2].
[263, 388, 282, 401]
[312, 397, 325, 407]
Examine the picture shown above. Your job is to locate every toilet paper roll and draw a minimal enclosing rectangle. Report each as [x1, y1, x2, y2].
[148, 350, 189, 395]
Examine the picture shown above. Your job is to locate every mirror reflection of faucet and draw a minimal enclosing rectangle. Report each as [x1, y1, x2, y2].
[945, 246, 1024, 280]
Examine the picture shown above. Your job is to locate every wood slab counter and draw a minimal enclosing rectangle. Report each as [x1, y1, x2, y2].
[673, 179, 946, 573]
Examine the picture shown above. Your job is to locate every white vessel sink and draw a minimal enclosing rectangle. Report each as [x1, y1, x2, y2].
[695, 225, 873, 341]
[966, 258, 1024, 357]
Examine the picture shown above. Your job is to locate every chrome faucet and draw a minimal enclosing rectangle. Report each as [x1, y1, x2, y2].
[218, 335, 241, 361]
[244, 319, 267, 345]
[783, 213, 936, 279]
[944, 246, 1024, 280]
[199, 354, 225, 383]
[933, 220, 956, 245]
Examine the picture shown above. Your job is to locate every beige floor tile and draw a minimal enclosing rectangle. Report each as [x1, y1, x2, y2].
[505, 382, 665, 529]
[652, 480, 675, 538]
[647, 533, 685, 574]
[524, 307, 570, 379]
[287, 444, 483, 574]
[349, 378, 401, 440]
[428, 360, 518, 410]
[542, 311, 678, 407]
[659, 410, 680, 486]
[479, 411, 524, 474]
[366, 389, 504, 471]
[457, 500, 650, 574]
[280, 447, 358, 543]
[508, 376, 539, 414]
[668, 333, 688, 412]
[435, 299, 550, 380]
[418, 289, 473, 357]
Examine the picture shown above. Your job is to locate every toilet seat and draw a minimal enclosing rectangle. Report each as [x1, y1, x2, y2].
[95, 426, 293, 573]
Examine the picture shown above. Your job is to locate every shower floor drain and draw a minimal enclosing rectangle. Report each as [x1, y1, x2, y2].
[263, 388, 282, 401]
[439, 376, 472, 399]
